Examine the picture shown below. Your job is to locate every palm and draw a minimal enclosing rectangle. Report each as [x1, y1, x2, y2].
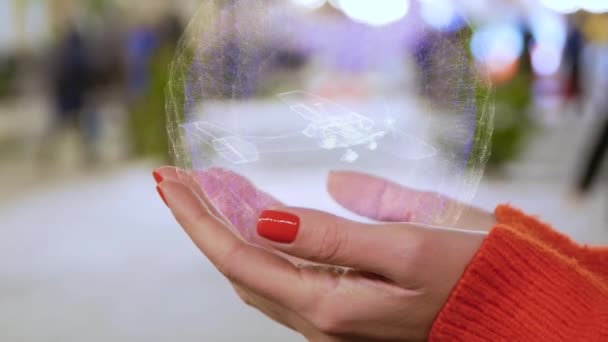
[154, 167, 491, 341]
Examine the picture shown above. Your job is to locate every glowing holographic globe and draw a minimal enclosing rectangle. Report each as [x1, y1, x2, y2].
[166, 0, 493, 241]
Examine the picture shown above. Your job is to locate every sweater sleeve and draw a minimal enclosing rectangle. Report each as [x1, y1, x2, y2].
[495, 204, 608, 281]
[429, 206, 608, 341]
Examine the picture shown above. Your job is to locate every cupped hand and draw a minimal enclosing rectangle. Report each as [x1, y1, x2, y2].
[154, 167, 494, 341]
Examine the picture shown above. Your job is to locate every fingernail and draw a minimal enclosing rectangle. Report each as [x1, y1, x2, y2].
[157, 186, 168, 206]
[257, 210, 300, 244]
[153, 171, 163, 184]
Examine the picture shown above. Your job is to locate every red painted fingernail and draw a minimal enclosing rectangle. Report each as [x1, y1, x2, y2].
[153, 171, 163, 184]
[257, 210, 300, 244]
[157, 186, 168, 206]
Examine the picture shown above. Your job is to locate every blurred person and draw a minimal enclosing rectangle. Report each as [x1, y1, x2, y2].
[575, 14, 608, 195]
[125, 13, 183, 100]
[127, 13, 183, 161]
[85, 9, 127, 117]
[152, 166, 608, 341]
[126, 21, 158, 98]
[39, 24, 100, 165]
[563, 22, 584, 105]
[577, 115, 608, 194]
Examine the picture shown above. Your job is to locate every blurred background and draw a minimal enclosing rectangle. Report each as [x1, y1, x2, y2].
[1, 0, 607, 341]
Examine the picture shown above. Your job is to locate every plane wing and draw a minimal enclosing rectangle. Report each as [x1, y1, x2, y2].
[182, 121, 260, 164]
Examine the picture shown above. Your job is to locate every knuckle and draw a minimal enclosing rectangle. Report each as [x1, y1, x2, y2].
[310, 307, 347, 335]
[191, 206, 212, 226]
[420, 191, 445, 212]
[421, 190, 442, 202]
[234, 287, 254, 307]
[315, 221, 347, 262]
[242, 298, 254, 308]
[215, 241, 245, 282]
[241, 295, 255, 308]
[374, 178, 390, 219]
[391, 229, 427, 276]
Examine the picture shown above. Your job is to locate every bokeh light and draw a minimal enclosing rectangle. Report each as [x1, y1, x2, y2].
[419, 0, 459, 31]
[2, 1, 608, 341]
[290, 0, 327, 10]
[541, 0, 608, 14]
[531, 43, 563, 76]
[471, 23, 524, 74]
[529, 11, 567, 76]
[333, 0, 410, 26]
[582, 0, 608, 13]
[167, 0, 493, 229]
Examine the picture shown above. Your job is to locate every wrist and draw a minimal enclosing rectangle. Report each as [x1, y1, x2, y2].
[430, 224, 608, 341]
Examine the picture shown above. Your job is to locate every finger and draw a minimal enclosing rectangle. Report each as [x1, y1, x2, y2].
[256, 207, 487, 285]
[195, 168, 281, 242]
[154, 166, 232, 227]
[154, 166, 209, 206]
[256, 207, 422, 279]
[197, 169, 313, 265]
[299, 270, 427, 340]
[158, 167, 310, 264]
[159, 180, 313, 311]
[231, 284, 304, 333]
[327, 170, 495, 230]
[154, 165, 189, 182]
[154, 166, 281, 240]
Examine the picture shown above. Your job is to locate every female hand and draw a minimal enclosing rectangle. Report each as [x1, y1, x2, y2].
[154, 167, 494, 341]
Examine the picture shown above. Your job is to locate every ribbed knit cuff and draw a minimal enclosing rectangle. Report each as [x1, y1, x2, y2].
[429, 225, 608, 341]
[495, 205, 608, 281]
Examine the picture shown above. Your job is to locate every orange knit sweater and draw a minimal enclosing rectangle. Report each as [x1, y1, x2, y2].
[430, 205, 608, 341]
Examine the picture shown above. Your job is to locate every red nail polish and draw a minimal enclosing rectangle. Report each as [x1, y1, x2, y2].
[157, 186, 168, 206]
[153, 171, 163, 184]
[257, 210, 300, 243]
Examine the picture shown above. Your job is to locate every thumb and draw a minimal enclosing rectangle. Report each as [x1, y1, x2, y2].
[327, 170, 495, 230]
[256, 207, 486, 286]
[327, 170, 450, 224]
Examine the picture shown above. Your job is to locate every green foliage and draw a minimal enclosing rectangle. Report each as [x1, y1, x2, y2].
[488, 72, 533, 168]
[0, 58, 17, 99]
[466, 80, 495, 171]
[128, 46, 174, 162]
